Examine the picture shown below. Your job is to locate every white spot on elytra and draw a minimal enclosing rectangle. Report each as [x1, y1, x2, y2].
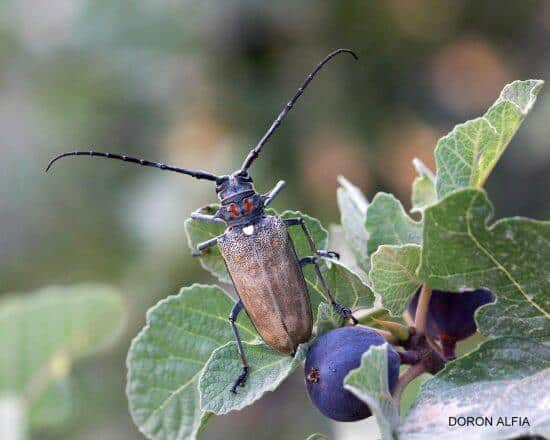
[243, 225, 254, 236]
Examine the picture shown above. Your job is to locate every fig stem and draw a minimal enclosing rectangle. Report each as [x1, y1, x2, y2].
[440, 337, 457, 360]
[398, 350, 420, 365]
[403, 310, 414, 326]
[414, 284, 432, 336]
[426, 336, 444, 358]
[392, 362, 427, 412]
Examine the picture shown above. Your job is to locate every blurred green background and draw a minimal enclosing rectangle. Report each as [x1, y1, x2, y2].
[0, 1, 548, 439]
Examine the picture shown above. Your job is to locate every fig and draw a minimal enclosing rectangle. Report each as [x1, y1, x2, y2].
[304, 326, 400, 422]
[407, 288, 494, 359]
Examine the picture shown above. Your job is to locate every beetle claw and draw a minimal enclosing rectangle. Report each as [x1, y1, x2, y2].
[316, 250, 340, 260]
[230, 366, 249, 393]
[327, 250, 340, 260]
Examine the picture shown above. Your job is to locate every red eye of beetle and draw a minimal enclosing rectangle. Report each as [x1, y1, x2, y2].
[244, 198, 253, 214]
[229, 203, 240, 217]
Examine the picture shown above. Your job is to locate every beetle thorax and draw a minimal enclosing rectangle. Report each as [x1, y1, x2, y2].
[215, 173, 265, 226]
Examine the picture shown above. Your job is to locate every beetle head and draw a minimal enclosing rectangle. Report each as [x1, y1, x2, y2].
[215, 172, 264, 226]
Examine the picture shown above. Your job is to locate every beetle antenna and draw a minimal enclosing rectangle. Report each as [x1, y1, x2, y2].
[46, 151, 221, 181]
[240, 48, 358, 173]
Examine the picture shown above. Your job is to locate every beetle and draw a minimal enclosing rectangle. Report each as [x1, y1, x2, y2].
[46, 48, 359, 392]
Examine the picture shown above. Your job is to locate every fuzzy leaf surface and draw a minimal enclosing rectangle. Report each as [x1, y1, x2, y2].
[435, 80, 543, 198]
[400, 338, 550, 439]
[410, 159, 436, 214]
[315, 302, 344, 336]
[369, 244, 422, 316]
[126, 284, 256, 440]
[344, 344, 399, 440]
[337, 176, 370, 271]
[366, 193, 422, 255]
[199, 342, 307, 415]
[418, 188, 550, 340]
[304, 259, 375, 321]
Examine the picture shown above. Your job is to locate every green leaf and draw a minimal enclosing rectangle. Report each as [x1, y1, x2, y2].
[344, 344, 399, 440]
[304, 259, 375, 320]
[199, 342, 307, 415]
[305, 434, 328, 440]
[29, 378, 73, 429]
[184, 208, 328, 284]
[184, 205, 230, 284]
[280, 210, 328, 258]
[126, 284, 256, 440]
[196, 412, 213, 436]
[399, 337, 550, 439]
[369, 244, 422, 316]
[315, 302, 344, 336]
[337, 175, 370, 271]
[410, 158, 436, 214]
[0, 284, 124, 423]
[435, 79, 543, 198]
[418, 188, 550, 340]
[365, 193, 422, 255]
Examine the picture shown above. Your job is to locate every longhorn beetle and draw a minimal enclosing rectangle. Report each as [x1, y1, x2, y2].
[47, 48, 359, 393]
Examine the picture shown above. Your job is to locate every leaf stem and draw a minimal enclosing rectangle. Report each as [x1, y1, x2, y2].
[414, 284, 432, 336]
[392, 362, 427, 412]
[403, 311, 414, 326]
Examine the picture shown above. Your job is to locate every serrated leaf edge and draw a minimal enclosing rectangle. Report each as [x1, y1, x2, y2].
[419, 188, 550, 322]
[369, 244, 422, 317]
[435, 79, 544, 195]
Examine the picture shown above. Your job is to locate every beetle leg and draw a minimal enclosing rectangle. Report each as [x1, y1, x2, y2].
[284, 217, 340, 262]
[191, 210, 225, 224]
[299, 251, 339, 262]
[284, 217, 318, 249]
[300, 257, 358, 324]
[229, 300, 250, 393]
[262, 180, 286, 207]
[192, 235, 223, 257]
[299, 256, 316, 266]
[286, 217, 357, 325]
